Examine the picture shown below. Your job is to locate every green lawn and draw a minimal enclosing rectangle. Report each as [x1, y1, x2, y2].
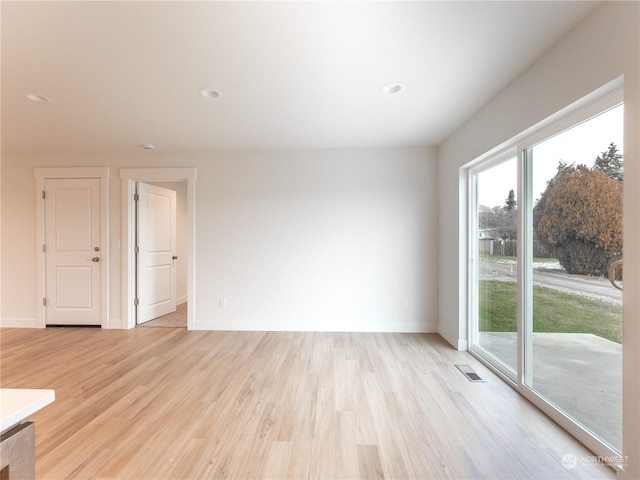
[479, 280, 622, 343]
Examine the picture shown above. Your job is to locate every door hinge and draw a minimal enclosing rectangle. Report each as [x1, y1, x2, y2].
[43, 298, 47, 306]
[134, 298, 139, 306]
[42, 190, 46, 199]
[134, 246, 139, 254]
[134, 193, 139, 202]
[42, 244, 46, 253]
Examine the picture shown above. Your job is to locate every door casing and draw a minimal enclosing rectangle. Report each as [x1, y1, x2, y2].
[120, 168, 196, 330]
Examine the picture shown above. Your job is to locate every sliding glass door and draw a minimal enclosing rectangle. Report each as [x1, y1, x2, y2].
[470, 98, 623, 455]
[525, 104, 623, 452]
[470, 155, 518, 380]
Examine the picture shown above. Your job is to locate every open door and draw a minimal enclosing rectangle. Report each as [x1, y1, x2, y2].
[136, 182, 177, 324]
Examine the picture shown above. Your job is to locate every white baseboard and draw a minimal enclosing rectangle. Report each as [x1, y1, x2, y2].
[0, 317, 43, 328]
[193, 319, 438, 333]
[176, 295, 188, 305]
[439, 330, 468, 351]
[105, 318, 123, 329]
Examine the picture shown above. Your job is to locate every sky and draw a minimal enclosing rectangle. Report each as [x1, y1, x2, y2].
[478, 104, 624, 208]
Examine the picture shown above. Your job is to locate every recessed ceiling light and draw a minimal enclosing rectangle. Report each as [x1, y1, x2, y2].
[381, 83, 404, 95]
[199, 88, 223, 99]
[24, 93, 51, 103]
[139, 144, 155, 151]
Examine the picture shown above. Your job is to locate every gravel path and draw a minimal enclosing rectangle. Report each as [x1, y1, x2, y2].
[479, 260, 622, 305]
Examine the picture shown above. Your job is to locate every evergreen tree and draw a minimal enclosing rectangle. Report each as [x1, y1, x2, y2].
[593, 142, 623, 182]
[504, 189, 516, 212]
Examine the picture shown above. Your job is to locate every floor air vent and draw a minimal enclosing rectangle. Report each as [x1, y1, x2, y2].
[455, 364, 485, 382]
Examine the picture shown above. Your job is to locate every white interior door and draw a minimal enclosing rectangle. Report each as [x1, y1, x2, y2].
[44, 178, 102, 325]
[136, 182, 177, 324]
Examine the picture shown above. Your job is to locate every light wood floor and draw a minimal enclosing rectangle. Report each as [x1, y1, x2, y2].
[1, 328, 614, 480]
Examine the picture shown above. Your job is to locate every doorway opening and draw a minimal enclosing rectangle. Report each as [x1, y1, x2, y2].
[136, 181, 186, 328]
[120, 168, 196, 330]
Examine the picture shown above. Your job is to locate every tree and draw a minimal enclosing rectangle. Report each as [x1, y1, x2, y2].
[593, 142, 623, 182]
[478, 191, 518, 241]
[556, 160, 571, 175]
[504, 189, 516, 212]
[533, 164, 622, 276]
[497, 191, 517, 240]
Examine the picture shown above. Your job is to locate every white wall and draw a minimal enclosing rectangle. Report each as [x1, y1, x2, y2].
[438, 2, 639, 477]
[1, 153, 38, 324]
[0, 147, 438, 333]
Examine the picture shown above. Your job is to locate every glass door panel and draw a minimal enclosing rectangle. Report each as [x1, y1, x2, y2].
[473, 156, 518, 376]
[527, 105, 623, 452]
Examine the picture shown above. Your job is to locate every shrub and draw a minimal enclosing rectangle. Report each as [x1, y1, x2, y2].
[533, 165, 622, 276]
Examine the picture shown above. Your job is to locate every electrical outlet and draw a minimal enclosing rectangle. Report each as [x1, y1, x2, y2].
[401, 299, 407, 310]
[219, 298, 227, 308]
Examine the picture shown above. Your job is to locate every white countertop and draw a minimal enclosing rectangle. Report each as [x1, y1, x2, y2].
[0, 388, 55, 434]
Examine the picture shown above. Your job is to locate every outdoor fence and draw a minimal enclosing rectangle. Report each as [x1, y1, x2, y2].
[479, 239, 552, 258]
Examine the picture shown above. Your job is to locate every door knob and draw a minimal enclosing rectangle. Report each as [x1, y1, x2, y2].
[92, 257, 100, 262]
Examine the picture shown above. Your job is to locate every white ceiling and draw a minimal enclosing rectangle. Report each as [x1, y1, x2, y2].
[1, 1, 600, 153]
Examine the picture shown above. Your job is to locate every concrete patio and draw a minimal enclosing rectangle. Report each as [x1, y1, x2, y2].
[477, 332, 622, 452]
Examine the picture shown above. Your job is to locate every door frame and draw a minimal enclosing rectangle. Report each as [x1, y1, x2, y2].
[34, 167, 110, 328]
[120, 168, 196, 330]
[464, 82, 624, 460]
